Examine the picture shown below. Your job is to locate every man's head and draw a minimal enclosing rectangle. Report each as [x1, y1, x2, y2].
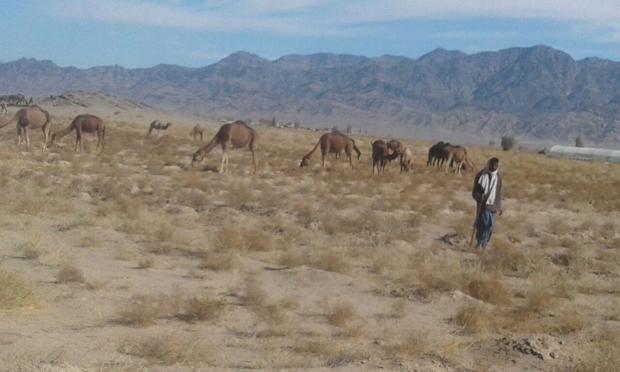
[488, 157, 500, 172]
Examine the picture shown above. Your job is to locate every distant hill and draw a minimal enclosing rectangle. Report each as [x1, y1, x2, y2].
[2, 45, 620, 145]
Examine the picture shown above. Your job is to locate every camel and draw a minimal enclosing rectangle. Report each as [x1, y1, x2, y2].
[300, 132, 361, 169]
[0, 105, 52, 151]
[427, 141, 451, 168]
[371, 140, 399, 175]
[190, 124, 204, 141]
[191, 120, 257, 174]
[400, 147, 414, 172]
[147, 120, 172, 136]
[387, 139, 405, 155]
[50, 114, 106, 152]
[444, 145, 475, 175]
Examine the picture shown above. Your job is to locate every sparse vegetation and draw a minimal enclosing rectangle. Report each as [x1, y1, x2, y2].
[0, 118, 617, 370]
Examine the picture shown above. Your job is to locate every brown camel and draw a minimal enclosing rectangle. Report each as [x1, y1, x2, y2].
[387, 139, 405, 155]
[190, 124, 204, 141]
[444, 145, 475, 175]
[400, 147, 414, 172]
[147, 120, 172, 136]
[300, 132, 361, 169]
[371, 140, 399, 175]
[50, 114, 106, 152]
[191, 120, 257, 174]
[0, 105, 52, 151]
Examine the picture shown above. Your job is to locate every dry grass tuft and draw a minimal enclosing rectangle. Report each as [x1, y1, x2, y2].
[0, 270, 36, 310]
[466, 276, 510, 305]
[56, 264, 87, 284]
[454, 305, 500, 334]
[115, 294, 177, 327]
[200, 251, 235, 271]
[244, 228, 273, 251]
[118, 332, 213, 366]
[178, 295, 225, 322]
[314, 252, 349, 273]
[215, 227, 245, 251]
[326, 302, 356, 328]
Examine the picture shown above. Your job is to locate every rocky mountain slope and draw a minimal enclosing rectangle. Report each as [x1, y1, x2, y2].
[2, 45, 620, 144]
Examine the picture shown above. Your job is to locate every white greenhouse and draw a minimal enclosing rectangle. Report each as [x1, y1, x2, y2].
[547, 145, 620, 164]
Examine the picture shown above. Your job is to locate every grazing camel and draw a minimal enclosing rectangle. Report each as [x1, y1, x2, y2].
[444, 145, 475, 175]
[427, 141, 451, 168]
[0, 105, 52, 151]
[191, 120, 257, 174]
[50, 114, 106, 152]
[190, 124, 204, 141]
[147, 120, 172, 136]
[400, 147, 414, 172]
[300, 132, 361, 169]
[371, 140, 399, 175]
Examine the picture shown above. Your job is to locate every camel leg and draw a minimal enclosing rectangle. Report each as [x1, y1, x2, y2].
[25, 128, 31, 150]
[219, 148, 227, 174]
[444, 154, 453, 173]
[17, 128, 22, 147]
[347, 150, 353, 170]
[42, 127, 49, 152]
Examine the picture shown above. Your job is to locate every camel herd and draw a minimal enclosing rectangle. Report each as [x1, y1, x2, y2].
[0, 105, 474, 176]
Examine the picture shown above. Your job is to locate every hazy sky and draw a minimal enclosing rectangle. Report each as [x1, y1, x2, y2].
[2, 0, 620, 68]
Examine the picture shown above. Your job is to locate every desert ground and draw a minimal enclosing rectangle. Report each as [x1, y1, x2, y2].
[0, 99, 618, 371]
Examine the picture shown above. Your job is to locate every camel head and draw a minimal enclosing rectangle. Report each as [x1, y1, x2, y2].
[300, 156, 310, 167]
[191, 150, 205, 167]
[50, 132, 57, 145]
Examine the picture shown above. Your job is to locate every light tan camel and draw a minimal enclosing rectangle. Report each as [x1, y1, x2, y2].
[371, 140, 399, 175]
[400, 147, 414, 172]
[0, 105, 52, 151]
[300, 132, 361, 169]
[147, 120, 172, 136]
[190, 124, 204, 141]
[50, 114, 106, 152]
[444, 145, 475, 175]
[191, 120, 257, 174]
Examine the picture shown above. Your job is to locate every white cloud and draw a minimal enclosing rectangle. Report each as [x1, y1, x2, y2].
[44, 0, 620, 41]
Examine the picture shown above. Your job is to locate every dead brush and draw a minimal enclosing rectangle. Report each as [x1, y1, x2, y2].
[547, 217, 571, 236]
[313, 252, 349, 274]
[466, 274, 510, 305]
[454, 304, 501, 334]
[56, 263, 87, 284]
[16, 238, 43, 260]
[118, 332, 213, 366]
[325, 302, 357, 328]
[244, 228, 273, 251]
[513, 282, 554, 322]
[115, 294, 178, 327]
[215, 226, 245, 251]
[481, 238, 527, 274]
[0, 270, 36, 310]
[199, 250, 236, 271]
[177, 294, 225, 322]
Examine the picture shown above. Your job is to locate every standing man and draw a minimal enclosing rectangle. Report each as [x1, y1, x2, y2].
[471, 157, 503, 251]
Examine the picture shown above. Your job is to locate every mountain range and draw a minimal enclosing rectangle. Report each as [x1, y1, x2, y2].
[2, 45, 620, 145]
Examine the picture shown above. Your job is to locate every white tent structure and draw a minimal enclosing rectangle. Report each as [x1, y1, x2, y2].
[547, 145, 620, 164]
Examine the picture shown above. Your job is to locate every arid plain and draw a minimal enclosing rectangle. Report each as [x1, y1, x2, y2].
[0, 96, 618, 371]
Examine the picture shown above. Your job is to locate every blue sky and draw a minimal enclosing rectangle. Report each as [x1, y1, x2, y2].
[2, 0, 620, 68]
